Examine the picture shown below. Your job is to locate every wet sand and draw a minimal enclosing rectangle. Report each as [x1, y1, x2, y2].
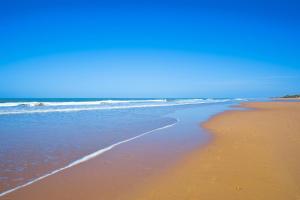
[130, 102, 300, 200]
[273, 98, 300, 101]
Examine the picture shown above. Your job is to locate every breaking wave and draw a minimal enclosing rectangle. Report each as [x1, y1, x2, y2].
[0, 98, 244, 115]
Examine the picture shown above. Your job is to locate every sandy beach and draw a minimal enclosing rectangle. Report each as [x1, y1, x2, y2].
[2, 0, 298, 198]
[1, 101, 300, 200]
[130, 102, 300, 200]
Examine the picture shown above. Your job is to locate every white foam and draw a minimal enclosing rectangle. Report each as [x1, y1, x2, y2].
[0, 99, 168, 108]
[234, 98, 248, 101]
[0, 103, 18, 107]
[0, 98, 248, 109]
[0, 99, 230, 115]
[0, 102, 29, 107]
[0, 120, 177, 197]
[42, 100, 167, 106]
[0, 102, 45, 107]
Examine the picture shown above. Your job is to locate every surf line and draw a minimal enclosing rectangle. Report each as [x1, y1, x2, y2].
[0, 99, 231, 116]
[0, 119, 178, 197]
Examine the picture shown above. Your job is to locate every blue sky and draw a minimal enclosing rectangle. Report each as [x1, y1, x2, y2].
[0, 0, 299, 98]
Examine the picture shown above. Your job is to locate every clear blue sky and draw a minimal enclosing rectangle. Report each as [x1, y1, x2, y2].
[0, 0, 299, 98]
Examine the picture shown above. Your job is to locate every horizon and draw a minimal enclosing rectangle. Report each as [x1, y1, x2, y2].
[1, 0, 299, 98]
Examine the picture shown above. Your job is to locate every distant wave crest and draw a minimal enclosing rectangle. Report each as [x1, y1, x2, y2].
[0, 98, 245, 115]
[0, 99, 168, 107]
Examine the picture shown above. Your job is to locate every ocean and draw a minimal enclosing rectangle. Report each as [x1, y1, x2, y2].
[0, 98, 246, 196]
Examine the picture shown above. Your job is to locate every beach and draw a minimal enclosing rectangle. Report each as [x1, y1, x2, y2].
[130, 102, 300, 199]
[2, 0, 298, 198]
[0, 99, 234, 200]
[1, 101, 299, 199]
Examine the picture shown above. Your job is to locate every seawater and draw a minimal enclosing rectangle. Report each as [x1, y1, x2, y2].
[0, 98, 246, 195]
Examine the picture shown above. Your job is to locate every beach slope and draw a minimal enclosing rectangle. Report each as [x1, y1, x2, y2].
[132, 102, 300, 200]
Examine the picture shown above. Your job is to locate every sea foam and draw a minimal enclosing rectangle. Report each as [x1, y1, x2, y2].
[0, 99, 233, 115]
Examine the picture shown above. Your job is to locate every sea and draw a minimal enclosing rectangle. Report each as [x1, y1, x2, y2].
[0, 98, 247, 196]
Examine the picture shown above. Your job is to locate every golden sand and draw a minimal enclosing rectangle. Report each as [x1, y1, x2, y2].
[130, 102, 300, 200]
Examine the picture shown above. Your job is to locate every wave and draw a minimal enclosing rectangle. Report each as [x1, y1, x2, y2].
[234, 98, 248, 101]
[0, 99, 168, 107]
[0, 102, 50, 107]
[0, 119, 178, 197]
[0, 99, 234, 115]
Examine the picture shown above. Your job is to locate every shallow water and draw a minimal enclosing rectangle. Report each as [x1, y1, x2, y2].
[0, 98, 244, 194]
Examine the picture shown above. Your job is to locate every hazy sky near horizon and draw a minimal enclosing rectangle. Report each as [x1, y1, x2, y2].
[0, 0, 299, 98]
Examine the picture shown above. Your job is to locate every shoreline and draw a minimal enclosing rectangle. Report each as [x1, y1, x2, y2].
[130, 102, 300, 199]
[272, 97, 300, 101]
[4, 102, 297, 200]
[1, 103, 229, 200]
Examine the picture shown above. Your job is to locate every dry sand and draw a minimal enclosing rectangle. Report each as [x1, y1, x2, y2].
[130, 102, 300, 200]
